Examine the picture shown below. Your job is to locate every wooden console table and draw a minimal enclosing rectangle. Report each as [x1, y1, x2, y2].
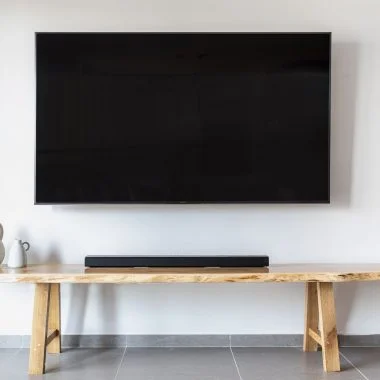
[1, 263, 380, 375]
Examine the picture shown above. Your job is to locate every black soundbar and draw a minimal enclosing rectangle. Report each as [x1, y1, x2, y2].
[84, 255, 269, 268]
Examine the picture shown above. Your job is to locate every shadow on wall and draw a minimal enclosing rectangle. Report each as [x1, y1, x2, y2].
[329, 42, 360, 330]
[65, 284, 118, 342]
[66, 284, 89, 342]
[13, 225, 119, 340]
[330, 42, 359, 207]
[6, 226, 63, 265]
[33, 243, 62, 264]
[51, 43, 359, 214]
[335, 282, 358, 333]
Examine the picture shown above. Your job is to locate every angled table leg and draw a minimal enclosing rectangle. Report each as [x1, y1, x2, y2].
[303, 281, 340, 372]
[29, 283, 51, 375]
[303, 282, 319, 352]
[317, 282, 340, 372]
[47, 283, 61, 354]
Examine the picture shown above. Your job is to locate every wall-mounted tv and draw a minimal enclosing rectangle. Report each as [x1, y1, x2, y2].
[36, 33, 331, 204]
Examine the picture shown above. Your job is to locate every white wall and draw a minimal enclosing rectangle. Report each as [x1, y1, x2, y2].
[1, 0, 380, 335]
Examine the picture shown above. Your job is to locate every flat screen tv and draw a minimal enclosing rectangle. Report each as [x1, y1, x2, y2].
[36, 33, 331, 204]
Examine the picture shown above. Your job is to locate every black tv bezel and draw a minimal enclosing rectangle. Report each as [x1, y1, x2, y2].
[35, 32, 331, 205]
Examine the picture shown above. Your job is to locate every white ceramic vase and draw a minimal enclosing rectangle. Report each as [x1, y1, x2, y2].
[0, 223, 4, 265]
[7, 239, 30, 268]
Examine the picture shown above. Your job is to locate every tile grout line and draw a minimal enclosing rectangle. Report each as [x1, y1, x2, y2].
[113, 338, 128, 380]
[340, 352, 370, 380]
[229, 335, 244, 380]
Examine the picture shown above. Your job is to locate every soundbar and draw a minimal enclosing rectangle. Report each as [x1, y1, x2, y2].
[85, 255, 269, 268]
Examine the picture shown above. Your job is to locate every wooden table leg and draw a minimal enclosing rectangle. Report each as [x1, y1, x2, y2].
[317, 282, 340, 372]
[47, 284, 61, 354]
[303, 281, 340, 372]
[29, 283, 51, 375]
[303, 282, 319, 352]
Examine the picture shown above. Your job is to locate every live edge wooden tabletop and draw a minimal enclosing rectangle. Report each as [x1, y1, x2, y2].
[1, 264, 380, 283]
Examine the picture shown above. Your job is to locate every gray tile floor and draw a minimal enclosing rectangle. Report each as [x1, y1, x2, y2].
[0, 347, 377, 379]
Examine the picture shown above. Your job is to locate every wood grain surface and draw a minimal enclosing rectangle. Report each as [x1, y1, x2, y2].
[28, 283, 50, 375]
[303, 282, 319, 351]
[2, 264, 380, 283]
[317, 282, 340, 371]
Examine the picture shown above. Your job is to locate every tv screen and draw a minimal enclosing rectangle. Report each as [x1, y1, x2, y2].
[36, 33, 330, 204]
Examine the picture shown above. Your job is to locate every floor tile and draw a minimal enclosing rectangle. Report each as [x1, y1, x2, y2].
[116, 347, 240, 380]
[0, 347, 374, 380]
[0, 348, 124, 380]
[232, 347, 363, 380]
[341, 347, 380, 379]
[0, 348, 21, 368]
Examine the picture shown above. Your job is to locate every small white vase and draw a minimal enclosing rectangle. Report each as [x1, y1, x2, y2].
[0, 223, 4, 265]
[7, 239, 30, 268]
